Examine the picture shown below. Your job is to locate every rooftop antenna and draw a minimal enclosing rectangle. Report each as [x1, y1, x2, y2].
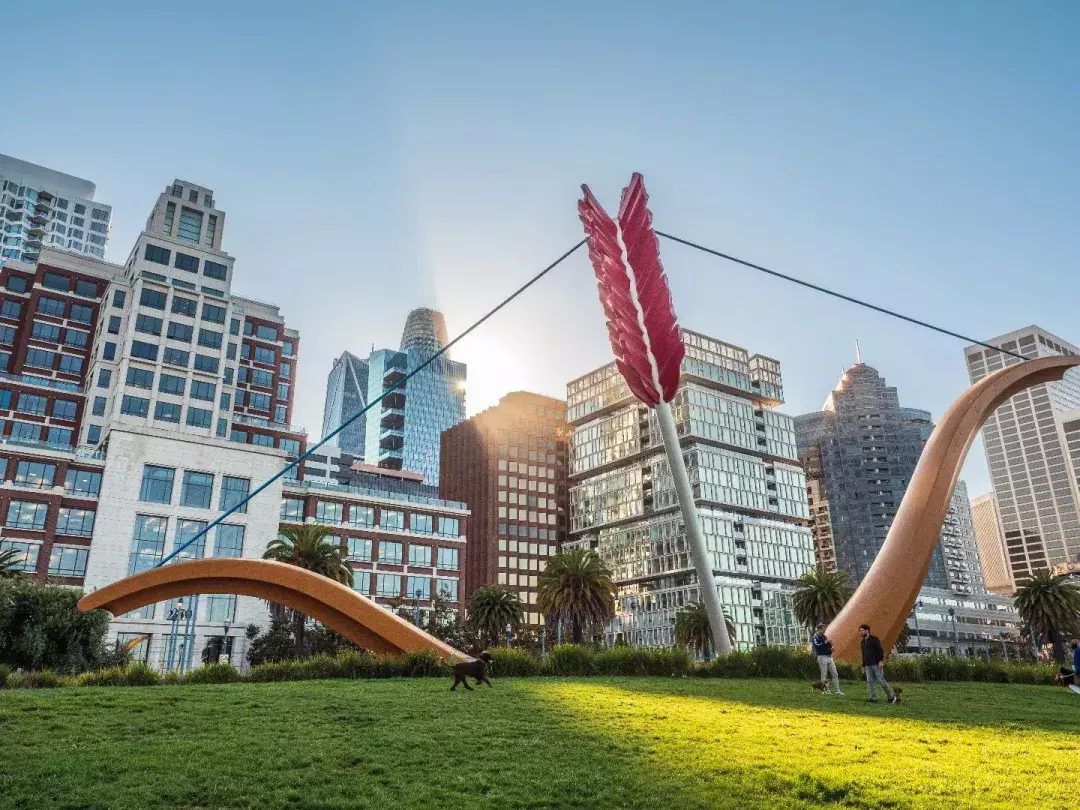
[855, 339, 863, 365]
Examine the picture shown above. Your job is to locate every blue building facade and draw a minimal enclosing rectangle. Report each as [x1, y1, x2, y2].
[322, 351, 369, 456]
[323, 309, 465, 486]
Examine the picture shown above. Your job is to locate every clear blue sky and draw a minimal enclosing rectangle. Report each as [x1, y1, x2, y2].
[6, 1, 1078, 496]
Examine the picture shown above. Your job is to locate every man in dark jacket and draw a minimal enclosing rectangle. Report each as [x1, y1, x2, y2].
[810, 623, 842, 695]
[858, 624, 897, 703]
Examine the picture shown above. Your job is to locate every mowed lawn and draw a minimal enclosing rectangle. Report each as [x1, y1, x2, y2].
[1, 677, 1078, 809]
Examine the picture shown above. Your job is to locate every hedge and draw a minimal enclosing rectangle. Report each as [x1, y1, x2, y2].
[0, 646, 1060, 689]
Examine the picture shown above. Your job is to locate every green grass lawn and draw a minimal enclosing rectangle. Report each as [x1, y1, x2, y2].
[1, 676, 1077, 809]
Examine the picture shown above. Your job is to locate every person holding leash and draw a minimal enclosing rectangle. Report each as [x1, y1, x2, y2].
[859, 624, 898, 704]
[810, 623, 843, 695]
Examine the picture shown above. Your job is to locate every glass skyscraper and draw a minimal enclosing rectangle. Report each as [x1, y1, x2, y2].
[321, 309, 465, 486]
[566, 330, 815, 650]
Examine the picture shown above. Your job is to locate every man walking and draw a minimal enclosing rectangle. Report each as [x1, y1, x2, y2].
[859, 624, 897, 704]
[810, 623, 842, 695]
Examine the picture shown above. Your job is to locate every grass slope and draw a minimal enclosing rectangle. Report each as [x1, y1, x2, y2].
[0, 677, 1076, 809]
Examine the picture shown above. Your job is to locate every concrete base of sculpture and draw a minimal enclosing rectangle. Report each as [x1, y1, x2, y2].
[826, 355, 1080, 662]
[78, 558, 468, 661]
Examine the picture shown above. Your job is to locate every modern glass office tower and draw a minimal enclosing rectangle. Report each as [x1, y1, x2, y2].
[323, 308, 465, 486]
[795, 361, 1020, 653]
[1, 154, 113, 262]
[566, 330, 815, 650]
[964, 326, 1080, 583]
[322, 351, 369, 455]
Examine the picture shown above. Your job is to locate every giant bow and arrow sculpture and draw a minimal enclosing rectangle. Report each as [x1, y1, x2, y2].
[578, 173, 733, 655]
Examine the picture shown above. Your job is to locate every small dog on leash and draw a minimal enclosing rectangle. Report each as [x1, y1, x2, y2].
[810, 681, 830, 693]
[450, 651, 494, 691]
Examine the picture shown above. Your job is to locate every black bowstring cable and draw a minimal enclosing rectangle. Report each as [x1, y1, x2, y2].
[158, 237, 589, 567]
[655, 230, 1024, 361]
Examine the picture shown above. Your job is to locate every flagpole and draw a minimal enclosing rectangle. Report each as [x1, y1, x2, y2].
[654, 399, 733, 656]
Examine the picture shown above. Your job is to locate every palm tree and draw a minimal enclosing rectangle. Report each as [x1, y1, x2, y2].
[893, 624, 911, 653]
[674, 601, 737, 659]
[0, 546, 26, 578]
[466, 586, 524, 646]
[1013, 569, 1080, 663]
[263, 524, 353, 656]
[791, 567, 854, 629]
[537, 548, 617, 644]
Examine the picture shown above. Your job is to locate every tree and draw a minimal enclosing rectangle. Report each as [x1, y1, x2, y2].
[537, 548, 617, 644]
[893, 624, 911, 653]
[674, 601, 737, 659]
[1013, 569, 1080, 663]
[466, 586, 524, 646]
[263, 524, 353, 657]
[0, 546, 26, 579]
[791, 567, 854, 629]
[0, 578, 118, 672]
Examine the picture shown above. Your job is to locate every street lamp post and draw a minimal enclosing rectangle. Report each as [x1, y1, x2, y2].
[505, 623, 512, 648]
[1000, 631, 1008, 663]
[413, 589, 423, 628]
[912, 601, 923, 655]
[540, 625, 546, 658]
[948, 607, 959, 657]
[221, 620, 232, 664]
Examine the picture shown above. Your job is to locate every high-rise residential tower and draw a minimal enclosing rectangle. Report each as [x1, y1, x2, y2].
[566, 330, 815, 649]
[440, 392, 568, 624]
[321, 308, 465, 486]
[322, 351, 369, 454]
[964, 327, 1080, 583]
[971, 492, 1013, 595]
[795, 361, 1020, 653]
[1, 154, 112, 262]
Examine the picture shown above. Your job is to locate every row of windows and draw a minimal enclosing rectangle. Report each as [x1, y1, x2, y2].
[139, 465, 249, 512]
[23, 347, 84, 375]
[143, 244, 228, 281]
[40, 271, 99, 299]
[0, 296, 94, 325]
[0, 390, 78, 420]
[5, 500, 96, 535]
[339, 537, 459, 569]
[280, 498, 461, 537]
[9, 461, 100, 494]
[28, 321, 89, 348]
[0, 540, 89, 577]
[360, 573, 458, 601]
[121, 340, 220, 374]
[129, 513, 245, 573]
[4, 420, 75, 447]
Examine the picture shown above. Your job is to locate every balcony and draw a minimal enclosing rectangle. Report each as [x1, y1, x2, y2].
[378, 447, 403, 471]
[379, 427, 404, 450]
[382, 389, 406, 410]
[383, 366, 407, 388]
[380, 407, 405, 430]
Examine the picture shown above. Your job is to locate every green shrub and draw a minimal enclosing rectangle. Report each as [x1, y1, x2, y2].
[884, 657, 923, 683]
[181, 663, 242, 685]
[123, 662, 161, 686]
[248, 659, 304, 683]
[5, 669, 65, 689]
[76, 666, 127, 687]
[548, 644, 595, 675]
[0, 664, 10, 688]
[402, 650, 446, 677]
[489, 648, 543, 676]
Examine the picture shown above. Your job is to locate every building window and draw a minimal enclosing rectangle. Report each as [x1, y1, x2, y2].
[411, 514, 433, 534]
[254, 346, 276, 365]
[10, 421, 43, 442]
[140, 287, 167, 310]
[177, 208, 203, 242]
[198, 328, 222, 349]
[438, 517, 460, 538]
[103, 342, 116, 360]
[256, 324, 278, 341]
[58, 354, 83, 374]
[437, 547, 459, 570]
[68, 303, 90, 324]
[65, 468, 102, 497]
[205, 594, 236, 622]
[140, 465, 175, 504]
[348, 505, 375, 528]
[31, 321, 62, 342]
[25, 347, 55, 369]
[126, 367, 155, 389]
[409, 545, 432, 567]
[376, 574, 401, 598]
[164, 201, 175, 233]
[130, 340, 158, 361]
[87, 425, 101, 444]
[347, 537, 372, 561]
[144, 244, 171, 265]
[0, 540, 40, 572]
[315, 501, 343, 523]
[108, 316, 121, 334]
[0, 325, 14, 345]
[64, 328, 88, 348]
[219, 476, 250, 514]
[37, 296, 66, 318]
[193, 354, 219, 373]
[353, 572, 372, 595]
[112, 289, 127, 308]
[174, 252, 199, 272]
[14, 460, 56, 489]
[437, 578, 458, 602]
[47, 427, 72, 447]
[42, 271, 70, 292]
[174, 519, 208, 560]
[406, 576, 431, 599]
[48, 545, 89, 577]
[279, 438, 300, 457]
[172, 296, 197, 316]
[280, 497, 304, 521]
[381, 510, 404, 531]
[17, 392, 48, 415]
[204, 261, 227, 281]
[167, 322, 193, 342]
[56, 507, 95, 537]
[186, 407, 212, 428]
[379, 541, 403, 565]
[282, 341, 294, 357]
[248, 392, 271, 411]
[0, 388, 10, 409]
[190, 380, 216, 401]
[135, 313, 163, 336]
[250, 433, 273, 447]
[158, 373, 185, 395]
[75, 279, 97, 297]
[279, 361, 291, 379]
[214, 524, 245, 557]
[121, 395, 150, 417]
[180, 471, 213, 508]
[163, 347, 189, 367]
[5, 275, 28, 293]
[154, 401, 181, 423]
[98, 368, 112, 388]
[129, 514, 168, 573]
[202, 303, 226, 324]
[6, 500, 49, 530]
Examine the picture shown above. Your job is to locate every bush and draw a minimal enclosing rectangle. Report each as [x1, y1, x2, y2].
[0, 664, 10, 688]
[5, 669, 66, 689]
[401, 650, 446, 678]
[0, 578, 113, 673]
[77, 662, 163, 688]
[181, 663, 241, 685]
[489, 648, 543, 677]
[548, 644, 595, 676]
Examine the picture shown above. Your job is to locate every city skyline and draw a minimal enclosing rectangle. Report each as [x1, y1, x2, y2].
[4, 4, 1079, 499]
